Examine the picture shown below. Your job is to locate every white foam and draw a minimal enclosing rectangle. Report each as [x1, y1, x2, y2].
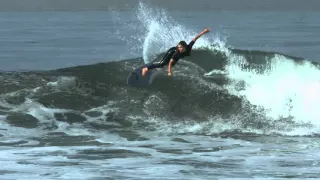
[127, 114, 246, 136]
[0, 114, 45, 140]
[45, 76, 75, 88]
[225, 54, 320, 130]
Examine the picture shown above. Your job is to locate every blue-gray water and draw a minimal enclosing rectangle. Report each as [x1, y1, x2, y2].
[1, 1, 320, 179]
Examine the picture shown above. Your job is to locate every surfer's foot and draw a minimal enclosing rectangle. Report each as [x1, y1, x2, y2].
[142, 68, 148, 76]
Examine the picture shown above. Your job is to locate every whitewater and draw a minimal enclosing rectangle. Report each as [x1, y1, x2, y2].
[0, 2, 320, 179]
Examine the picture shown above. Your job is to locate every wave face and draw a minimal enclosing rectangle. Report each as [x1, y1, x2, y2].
[1, 46, 320, 137]
[1, 2, 320, 139]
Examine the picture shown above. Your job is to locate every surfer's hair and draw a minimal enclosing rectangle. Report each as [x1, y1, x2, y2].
[178, 41, 187, 48]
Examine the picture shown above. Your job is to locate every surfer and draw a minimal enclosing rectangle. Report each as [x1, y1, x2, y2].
[142, 27, 211, 76]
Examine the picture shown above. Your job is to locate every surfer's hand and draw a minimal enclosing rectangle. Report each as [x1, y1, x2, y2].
[193, 27, 211, 42]
[168, 72, 172, 76]
[203, 27, 210, 33]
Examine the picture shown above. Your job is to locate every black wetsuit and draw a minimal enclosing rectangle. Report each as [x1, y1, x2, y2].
[146, 40, 195, 70]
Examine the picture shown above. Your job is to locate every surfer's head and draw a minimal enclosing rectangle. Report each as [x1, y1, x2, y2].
[177, 41, 187, 53]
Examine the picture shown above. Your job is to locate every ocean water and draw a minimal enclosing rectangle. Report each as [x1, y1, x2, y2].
[1, 1, 320, 179]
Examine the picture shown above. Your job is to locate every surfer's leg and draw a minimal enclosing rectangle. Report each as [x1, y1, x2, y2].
[147, 62, 165, 69]
[142, 63, 163, 76]
[142, 58, 169, 76]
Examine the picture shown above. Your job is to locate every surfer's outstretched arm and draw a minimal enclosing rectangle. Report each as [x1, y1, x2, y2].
[192, 27, 210, 42]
